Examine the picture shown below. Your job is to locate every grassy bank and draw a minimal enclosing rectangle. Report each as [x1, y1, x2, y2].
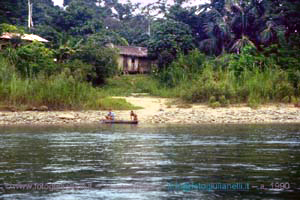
[101, 75, 178, 97]
[180, 65, 296, 108]
[1, 48, 299, 110]
[0, 57, 140, 111]
[2, 67, 296, 111]
[101, 50, 300, 109]
[103, 70, 298, 109]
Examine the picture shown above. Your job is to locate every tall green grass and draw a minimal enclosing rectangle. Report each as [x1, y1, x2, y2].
[96, 97, 142, 110]
[148, 49, 298, 106]
[101, 66, 296, 107]
[0, 56, 138, 110]
[0, 73, 97, 109]
[101, 75, 177, 97]
[182, 64, 294, 105]
[1, 47, 298, 110]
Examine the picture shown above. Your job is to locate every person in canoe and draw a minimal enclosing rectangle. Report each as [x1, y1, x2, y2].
[130, 111, 138, 121]
[105, 109, 115, 120]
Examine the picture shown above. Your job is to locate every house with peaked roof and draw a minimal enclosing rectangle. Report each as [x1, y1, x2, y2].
[110, 45, 154, 74]
[0, 32, 49, 49]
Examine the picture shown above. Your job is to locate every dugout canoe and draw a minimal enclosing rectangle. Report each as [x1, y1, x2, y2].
[101, 120, 138, 124]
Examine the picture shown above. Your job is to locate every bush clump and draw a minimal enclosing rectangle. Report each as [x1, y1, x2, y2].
[210, 101, 221, 108]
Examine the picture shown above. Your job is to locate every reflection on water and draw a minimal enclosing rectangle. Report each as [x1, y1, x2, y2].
[0, 124, 300, 199]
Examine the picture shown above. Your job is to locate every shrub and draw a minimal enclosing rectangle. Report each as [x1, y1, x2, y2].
[154, 49, 206, 87]
[72, 44, 118, 85]
[4, 41, 57, 78]
[210, 101, 221, 109]
[275, 82, 294, 101]
[219, 95, 230, 107]
[60, 59, 93, 82]
[209, 96, 216, 104]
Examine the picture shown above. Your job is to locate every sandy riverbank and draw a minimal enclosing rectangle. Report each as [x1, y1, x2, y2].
[1, 96, 300, 126]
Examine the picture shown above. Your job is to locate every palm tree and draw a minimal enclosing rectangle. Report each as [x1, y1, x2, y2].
[260, 21, 285, 45]
[199, 0, 266, 54]
[231, 35, 256, 53]
[56, 32, 83, 63]
[198, 0, 232, 55]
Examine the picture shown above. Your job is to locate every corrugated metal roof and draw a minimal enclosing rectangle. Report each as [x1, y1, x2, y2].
[115, 45, 148, 57]
[0, 32, 49, 43]
[22, 34, 49, 43]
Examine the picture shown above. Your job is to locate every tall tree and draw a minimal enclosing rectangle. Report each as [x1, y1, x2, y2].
[148, 19, 194, 68]
[0, 0, 27, 25]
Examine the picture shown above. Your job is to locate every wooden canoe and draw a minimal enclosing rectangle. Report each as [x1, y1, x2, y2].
[101, 120, 138, 124]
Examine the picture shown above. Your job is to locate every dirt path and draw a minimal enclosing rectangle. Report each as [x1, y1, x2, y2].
[118, 96, 300, 124]
[113, 96, 169, 121]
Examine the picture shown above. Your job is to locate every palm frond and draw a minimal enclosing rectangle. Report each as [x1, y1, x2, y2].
[231, 35, 256, 53]
[260, 22, 285, 44]
[260, 28, 274, 44]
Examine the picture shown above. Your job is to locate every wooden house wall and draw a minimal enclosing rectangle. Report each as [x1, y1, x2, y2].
[118, 55, 152, 73]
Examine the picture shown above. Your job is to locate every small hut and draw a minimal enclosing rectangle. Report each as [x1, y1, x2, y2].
[113, 45, 154, 74]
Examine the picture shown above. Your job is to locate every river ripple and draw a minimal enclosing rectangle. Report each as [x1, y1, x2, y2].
[0, 124, 300, 199]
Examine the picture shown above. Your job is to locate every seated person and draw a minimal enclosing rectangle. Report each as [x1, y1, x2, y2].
[106, 109, 115, 120]
[130, 111, 138, 121]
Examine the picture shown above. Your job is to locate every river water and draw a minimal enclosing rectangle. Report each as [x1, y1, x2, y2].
[0, 124, 300, 200]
